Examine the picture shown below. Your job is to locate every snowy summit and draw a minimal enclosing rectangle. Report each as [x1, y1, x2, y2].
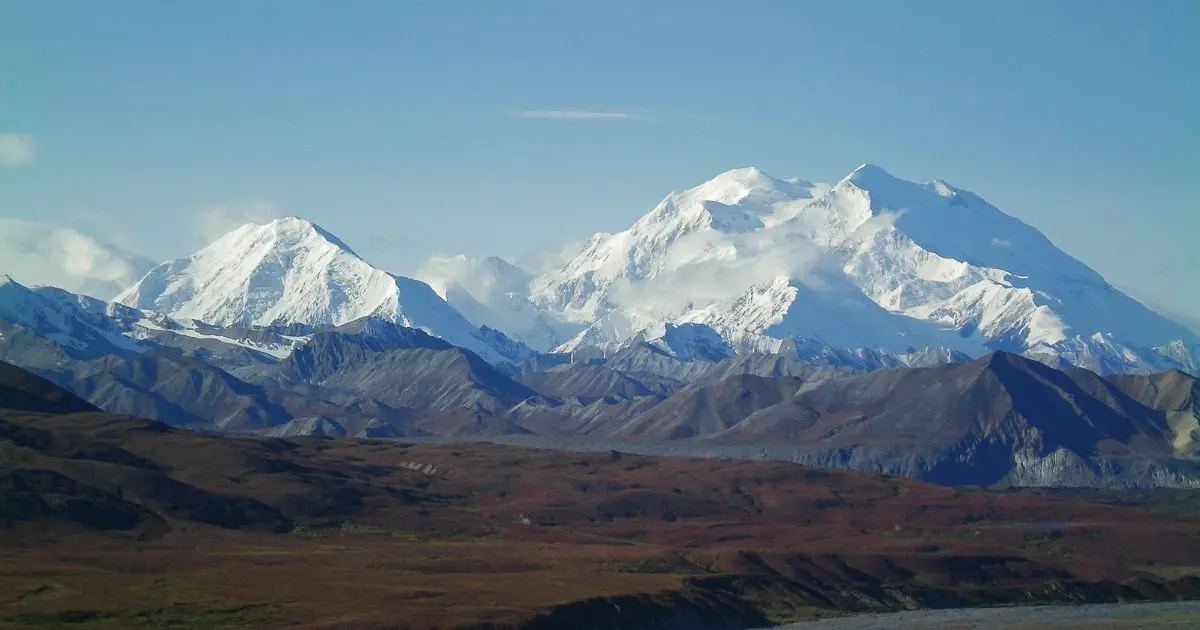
[115, 217, 526, 364]
[451, 164, 1197, 373]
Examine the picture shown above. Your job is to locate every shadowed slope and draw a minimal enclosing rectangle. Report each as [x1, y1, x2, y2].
[0, 360, 97, 414]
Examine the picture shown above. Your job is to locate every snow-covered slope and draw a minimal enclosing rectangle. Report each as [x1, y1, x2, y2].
[0, 219, 156, 300]
[0, 275, 158, 358]
[115, 217, 530, 364]
[416, 255, 581, 352]
[0, 275, 303, 362]
[518, 165, 1197, 373]
[625, 323, 735, 362]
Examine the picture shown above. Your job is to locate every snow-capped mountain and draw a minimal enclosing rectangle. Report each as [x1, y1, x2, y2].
[443, 165, 1196, 373]
[0, 274, 155, 359]
[625, 323, 735, 363]
[114, 217, 531, 364]
[0, 218, 156, 300]
[0, 275, 303, 364]
[416, 255, 581, 352]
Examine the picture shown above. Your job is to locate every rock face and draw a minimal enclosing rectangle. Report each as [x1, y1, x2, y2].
[66, 353, 294, 431]
[0, 360, 98, 414]
[497, 353, 1200, 489]
[270, 319, 540, 415]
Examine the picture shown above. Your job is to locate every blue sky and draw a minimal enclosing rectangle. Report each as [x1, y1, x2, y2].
[2, 0, 1197, 326]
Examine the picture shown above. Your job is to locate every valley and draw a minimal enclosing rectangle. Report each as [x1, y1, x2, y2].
[3, 366, 1200, 628]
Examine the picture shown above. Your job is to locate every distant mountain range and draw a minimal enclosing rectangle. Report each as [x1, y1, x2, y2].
[2, 267, 1198, 488]
[2, 164, 1199, 488]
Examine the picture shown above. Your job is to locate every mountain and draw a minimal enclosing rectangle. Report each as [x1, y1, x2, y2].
[522, 352, 1200, 488]
[517, 364, 685, 400]
[8, 268, 1200, 488]
[9, 361, 1200, 628]
[0, 218, 156, 300]
[603, 374, 807, 440]
[416, 255, 582, 352]
[115, 217, 531, 364]
[269, 319, 540, 418]
[65, 353, 294, 431]
[0, 360, 98, 414]
[0, 275, 158, 363]
[436, 165, 1197, 374]
[0, 280, 534, 436]
[0, 275, 297, 373]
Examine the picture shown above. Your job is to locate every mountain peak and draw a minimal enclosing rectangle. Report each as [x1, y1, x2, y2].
[114, 220, 524, 364]
[711, 166, 772, 183]
[670, 166, 818, 212]
[232, 216, 359, 257]
[842, 163, 900, 186]
[481, 255, 524, 273]
[928, 180, 959, 199]
[686, 167, 779, 202]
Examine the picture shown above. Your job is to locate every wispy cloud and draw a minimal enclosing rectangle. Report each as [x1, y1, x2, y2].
[514, 109, 639, 121]
[192, 201, 280, 245]
[366, 234, 413, 251]
[513, 109, 706, 123]
[65, 207, 139, 252]
[0, 133, 36, 166]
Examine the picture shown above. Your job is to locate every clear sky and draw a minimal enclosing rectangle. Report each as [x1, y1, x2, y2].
[2, 0, 1197, 327]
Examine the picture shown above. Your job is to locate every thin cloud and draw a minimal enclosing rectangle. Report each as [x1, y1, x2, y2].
[0, 133, 36, 166]
[66, 207, 138, 252]
[514, 110, 639, 121]
[192, 201, 281, 245]
[513, 109, 707, 123]
[366, 234, 413, 251]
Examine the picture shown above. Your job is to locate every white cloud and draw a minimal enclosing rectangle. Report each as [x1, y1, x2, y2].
[0, 218, 150, 299]
[49, 228, 141, 283]
[608, 228, 831, 314]
[991, 237, 1012, 247]
[854, 210, 905, 241]
[514, 110, 640, 121]
[0, 134, 36, 166]
[192, 201, 280, 244]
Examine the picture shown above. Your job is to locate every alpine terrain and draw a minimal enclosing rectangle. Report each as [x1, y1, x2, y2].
[429, 165, 1198, 375]
[115, 216, 532, 365]
[1, 165, 1197, 489]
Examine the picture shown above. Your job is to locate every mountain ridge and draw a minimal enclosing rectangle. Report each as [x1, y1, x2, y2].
[489, 164, 1198, 374]
[114, 217, 532, 365]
